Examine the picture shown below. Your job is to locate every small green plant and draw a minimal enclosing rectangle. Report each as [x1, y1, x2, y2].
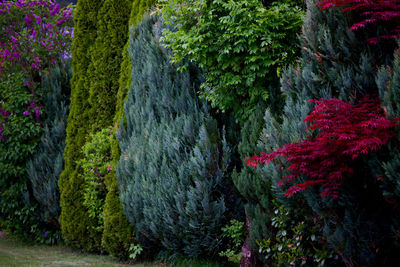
[218, 219, 246, 264]
[129, 243, 143, 261]
[80, 127, 114, 233]
[256, 201, 337, 266]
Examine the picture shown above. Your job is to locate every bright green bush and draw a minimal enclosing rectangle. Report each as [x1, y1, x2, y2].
[80, 127, 113, 234]
[87, 0, 133, 133]
[61, 0, 134, 253]
[160, 0, 303, 120]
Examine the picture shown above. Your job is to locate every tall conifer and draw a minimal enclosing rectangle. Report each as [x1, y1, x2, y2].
[116, 15, 239, 258]
[59, 0, 103, 251]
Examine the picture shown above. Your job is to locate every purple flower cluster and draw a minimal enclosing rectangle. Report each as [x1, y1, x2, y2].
[0, 0, 73, 78]
[23, 101, 41, 121]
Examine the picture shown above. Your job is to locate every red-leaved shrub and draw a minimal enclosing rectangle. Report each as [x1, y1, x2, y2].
[317, 0, 400, 44]
[246, 96, 399, 198]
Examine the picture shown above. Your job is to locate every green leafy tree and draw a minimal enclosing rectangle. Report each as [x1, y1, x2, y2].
[160, 0, 303, 121]
[116, 15, 240, 258]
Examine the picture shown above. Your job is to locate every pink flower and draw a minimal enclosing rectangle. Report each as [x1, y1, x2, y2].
[50, 4, 59, 16]
[24, 15, 32, 26]
[107, 165, 112, 171]
[23, 110, 31, 115]
[34, 107, 40, 117]
[56, 19, 65, 26]
[32, 14, 42, 24]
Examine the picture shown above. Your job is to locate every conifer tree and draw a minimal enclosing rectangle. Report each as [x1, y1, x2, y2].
[27, 60, 72, 228]
[116, 15, 239, 257]
[232, 103, 271, 249]
[376, 49, 400, 243]
[59, 0, 104, 251]
[250, 1, 399, 265]
[103, 0, 156, 258]
[78, 0, 133, 252]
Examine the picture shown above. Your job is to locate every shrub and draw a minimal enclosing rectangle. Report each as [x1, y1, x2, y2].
[117, 15, 239, 258]
[0, 0, 73, 82]
[160, 0, 303, 120]
[247, 96, 399, 198]
[26, 60, 71, 230]
[317, 0, 400, 44]
[80, 127, 114, 234]
[247, 1, 400, 265]
[0, 73, 42, 240]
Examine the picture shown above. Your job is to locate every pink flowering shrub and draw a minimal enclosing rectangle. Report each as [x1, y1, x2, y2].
[0, 0, 73, 81]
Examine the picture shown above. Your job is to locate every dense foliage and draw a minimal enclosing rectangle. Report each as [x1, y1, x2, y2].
[248, 0, 400, 265]
[58, 0, 103, 251]
[1, 0, 400, 265]
[117, 15, 241, 258]
[27, 60, 71, 229]
[160, 0, 303, 120]
[0, 73, 42, 240]
[247, 96, 399, 198]
[80, 127, 113, 235]
[317, 0, 400, 43]
[0, 0, 72, 82]
[0, 0, 72, 245]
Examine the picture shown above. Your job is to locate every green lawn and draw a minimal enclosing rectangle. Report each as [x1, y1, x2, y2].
[0, 233, 161, 267]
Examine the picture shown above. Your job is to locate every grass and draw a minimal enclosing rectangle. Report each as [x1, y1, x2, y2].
[0, 233, 161, 267]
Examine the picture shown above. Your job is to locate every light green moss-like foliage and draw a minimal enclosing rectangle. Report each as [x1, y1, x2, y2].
[59, 0, 103, 251]
[61, 0, 134, 253]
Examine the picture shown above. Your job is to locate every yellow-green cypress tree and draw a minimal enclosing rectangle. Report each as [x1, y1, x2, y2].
[59, 0, 104, 251]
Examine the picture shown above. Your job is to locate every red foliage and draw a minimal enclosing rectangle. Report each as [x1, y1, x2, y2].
[246, 96, 399, 198]
[317, 0, 400, 44]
